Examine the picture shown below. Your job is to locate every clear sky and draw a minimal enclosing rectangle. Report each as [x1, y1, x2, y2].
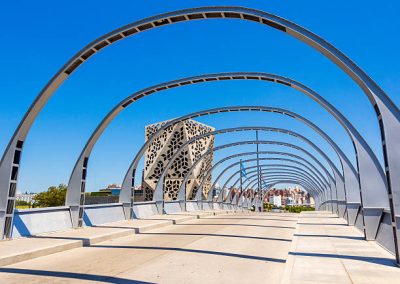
[1, 0, 399, 193]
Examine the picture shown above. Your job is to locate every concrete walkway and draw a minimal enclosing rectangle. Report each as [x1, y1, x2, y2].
[0, 214, 198, 267]
[0, 212, 298, 283]
[283, 211, 400, 284]
[2, 211, 399, 283]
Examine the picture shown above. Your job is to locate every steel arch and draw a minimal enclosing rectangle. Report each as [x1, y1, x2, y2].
[225, 166, 324, 196]
[127, 108, 348, 216]
[223, 169, 323, 206]
[213, 164, 326, 206]
[242, 176, 320, 206]
[158, 139, 338, 215]
[162, 140, 337, 202]
[154, 126, 335, 199]
[62, 72, 382, 225]
[197, 151, 330, 202]
[197, 153, 329, 199]
[245, 176, 319, 202]
[0, 7, 397, 260]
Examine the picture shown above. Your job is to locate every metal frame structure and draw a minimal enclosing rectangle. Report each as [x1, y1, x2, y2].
[201, 160, 326, 208]
[1, 5, 398, 263]
[194, 152, 332, 212]
[58, 71, 381, 228]
[60, 70, 379, 227]
[236, 176, 319, 209]
[145, 112, 349, 211]
[243, 177, 319, 207]
[238, 173, 320, 202]
[217, 159, 327, 194]
[158, 139, 338, 212]
[223, 166, 324, 196]
[157, 125, 339, 195]
[197, 153, 329, 202]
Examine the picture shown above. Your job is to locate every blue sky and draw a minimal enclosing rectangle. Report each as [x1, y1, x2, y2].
[0, 0, 399, 193]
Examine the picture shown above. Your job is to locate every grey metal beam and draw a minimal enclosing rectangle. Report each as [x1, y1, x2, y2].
[243, 176, 321, 207]
[135, 108, 349, 215]
[0, 6, 396, 261]
[169, 139, 338, 214]
[155, 126, 335, 197]
[225, 170, 323, 206]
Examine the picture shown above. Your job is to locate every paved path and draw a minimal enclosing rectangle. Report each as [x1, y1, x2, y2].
[2, 211, 399, 283]
[283, 211, 400, 284]
[0, 212, 298, 283]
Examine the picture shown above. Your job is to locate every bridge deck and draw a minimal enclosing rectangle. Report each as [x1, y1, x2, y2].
[283, 211, 399, 283]
[0, 211, 399, 283]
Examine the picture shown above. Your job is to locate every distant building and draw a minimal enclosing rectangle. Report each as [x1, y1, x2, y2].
[265, 186, 314, 207]
[15, 192, 36, 204]
[269, 195, 282, 207]
[141, 119, 214, 201]
[98, 184, 121, 196]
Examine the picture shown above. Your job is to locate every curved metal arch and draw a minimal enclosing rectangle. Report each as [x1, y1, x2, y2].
[197, 153, 328, 200]
[211, 161, 326, 201]
[232, 176, 320, 209]
[58, 71, 382, 228]
[159, 139, 337, 202]
[167, 132, 336, 205]
[127, 107, 346, 210]
[197, 152, 329, 198]
[223, 169, 323, 206]
[229, 167, 323, 196]
[242, 176, 320, 205]
[165, 139, 338, 214]
[244, 174, 315, 195]
[245, 176, 320, 201]
[260, 179, 320, 205]
[244, 180, 319, 212]
[0, 7, 397, 254]
[216, 161, 333, 212]
[225, 165, 324, 196]
[245, 174, 320, 199]
[63, 72, 382, 221]
[156, 126, 335, 196]
[227, 170, 325, 210]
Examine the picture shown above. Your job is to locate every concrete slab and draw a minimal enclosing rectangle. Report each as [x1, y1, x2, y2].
[283, 211, 400, 284]
[0, 212, 298, 283]
[0, 218, 174, 267]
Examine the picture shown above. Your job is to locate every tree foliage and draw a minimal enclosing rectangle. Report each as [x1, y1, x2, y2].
[33, 184, 67, 207]
[284, 205, 315, 213]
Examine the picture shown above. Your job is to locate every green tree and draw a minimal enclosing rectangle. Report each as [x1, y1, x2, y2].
[33, 184, 67, 207]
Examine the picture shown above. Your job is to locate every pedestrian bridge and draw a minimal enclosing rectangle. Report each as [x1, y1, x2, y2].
[1, 209, 400, 283]
[1, 5, 400, 283]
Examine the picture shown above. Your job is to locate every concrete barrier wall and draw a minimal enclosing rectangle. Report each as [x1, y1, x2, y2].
[83, 203, 125, 226]
[132, 202, 159, 218]
[12, 207, 72, 238]
[375, 210, 396, 255]
[186, 201, 198, 212]
[164, 201, 182, 214]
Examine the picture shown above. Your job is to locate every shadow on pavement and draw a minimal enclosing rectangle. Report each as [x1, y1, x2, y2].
[294, 233, 364, 240]
[92, 244, 287, 263]
[141, 232, 292, 242]
[289, 252, 396, 267]
[175, 223, 296, 229]
[0, 268, 150, 284]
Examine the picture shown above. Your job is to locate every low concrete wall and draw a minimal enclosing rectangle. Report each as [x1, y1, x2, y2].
[13, 206, 72, 237]
[186, 201, 198, 212]
[375, 210, 396, 255]
[132, 202, 159, 218]
[164, 201, 182, 214]
[83, 203, 125, 226]
[202, 202, 211, 211]
[84, 196, 119, 205]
